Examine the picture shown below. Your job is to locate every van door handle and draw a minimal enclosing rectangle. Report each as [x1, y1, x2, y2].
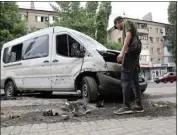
[43, 60, 49, 63]
[52, 59, 58, 63]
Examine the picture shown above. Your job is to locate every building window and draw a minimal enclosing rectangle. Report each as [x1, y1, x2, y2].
[146, 46, 148, 50]
[41, 17, 44, 22]
[156, 28, 158, 33]
[149, 37, 153, 43]
[35, 16, 38, 22]
[150, 58, 154, 62]
[167, 47, 171, 52]
[35, 16, 41, 22]
[150, 48, 153, 53]
[53, 16, 55, 21]
[160, 29, 163, 33]
[45, 17, 49, 22]
[158, 58, 161, 63]
[156, 37, 159, 42]
[149, 27, 152, 32]
[168, 56, 173, 62]
[157, 48, 161, 53]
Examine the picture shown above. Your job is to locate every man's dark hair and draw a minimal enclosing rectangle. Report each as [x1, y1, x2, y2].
[114, 16, 123, 24]
[114, 16, 123, 29]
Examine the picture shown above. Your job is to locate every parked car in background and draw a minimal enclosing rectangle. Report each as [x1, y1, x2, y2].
[154, 72, 177, 84]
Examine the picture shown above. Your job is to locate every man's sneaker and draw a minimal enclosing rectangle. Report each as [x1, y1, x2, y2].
[133, 106, 144, 113]
[113, 106, 133, 115]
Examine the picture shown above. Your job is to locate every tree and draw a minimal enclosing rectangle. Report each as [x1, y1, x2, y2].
[0, 2, 27, 49]
[96, 2, 111, 44]
[167, 2, 177, 64]
[51, 2, 98, 39]
[104, 42, 122, 51]
[85, 1, 98, 38]
[51, 2, 112, 45]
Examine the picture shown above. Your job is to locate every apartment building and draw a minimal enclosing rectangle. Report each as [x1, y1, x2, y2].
[107, 16, 176, 80]
[19, 3, 56, 32]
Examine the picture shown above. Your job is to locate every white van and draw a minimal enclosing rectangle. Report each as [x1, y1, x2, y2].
[1, 27, 147, 102]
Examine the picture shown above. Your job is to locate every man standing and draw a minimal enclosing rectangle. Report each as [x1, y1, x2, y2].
[113, 16, 144, 115]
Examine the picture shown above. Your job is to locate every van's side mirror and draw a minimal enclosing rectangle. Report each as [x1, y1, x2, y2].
[71, 43, 86, 58]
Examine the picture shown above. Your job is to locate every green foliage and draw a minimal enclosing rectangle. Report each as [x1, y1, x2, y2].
[51, 2, 99, 39]
[51, 2, 111, 43]
[0, 2, 27, 49]
[96, 2, 111, 44]
[167, 2, 177, 64]
[104, 42, 122, 51]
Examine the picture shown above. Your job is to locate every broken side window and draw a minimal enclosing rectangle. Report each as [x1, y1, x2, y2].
[10, 43, 23, 63]
[22, 35, 49, 60]
[56, 34, 83, 57]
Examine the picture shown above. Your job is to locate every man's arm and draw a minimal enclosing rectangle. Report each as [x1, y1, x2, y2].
[120, 31, 132, 54]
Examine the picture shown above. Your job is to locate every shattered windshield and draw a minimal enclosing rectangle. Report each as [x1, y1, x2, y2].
[73, 31, 107, 51]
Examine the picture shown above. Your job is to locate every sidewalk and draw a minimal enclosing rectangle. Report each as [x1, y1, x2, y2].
[1, 116, 176, 135]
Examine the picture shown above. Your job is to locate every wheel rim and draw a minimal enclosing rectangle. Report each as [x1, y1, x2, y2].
[82, 84, 88, 97]
[7, 85, 13, 96]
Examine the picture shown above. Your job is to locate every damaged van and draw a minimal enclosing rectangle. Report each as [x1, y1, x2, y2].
[1, 27, 147, 102]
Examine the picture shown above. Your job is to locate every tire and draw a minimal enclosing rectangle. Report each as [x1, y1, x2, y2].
[156, 81, 159, 84]
[141, 88, 146, 93]
[40, 91, 53, 96]
[5, 81, 17, 97]
[164, 80, 167, 83]
[170, 81, 174, 83]
[80, 76, 98, 103]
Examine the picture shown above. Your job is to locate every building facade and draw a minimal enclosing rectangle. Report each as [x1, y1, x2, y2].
[107, 17, 176, 81]
[19, 8, 56, 32]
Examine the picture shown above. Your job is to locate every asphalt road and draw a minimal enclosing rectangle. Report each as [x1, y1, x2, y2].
[144, 82, 176, 103]
[147, 82, 176, 88]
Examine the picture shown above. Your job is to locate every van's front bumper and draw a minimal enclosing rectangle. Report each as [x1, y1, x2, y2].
[96, 72, 148, 95]
[97, 73, 122, 94]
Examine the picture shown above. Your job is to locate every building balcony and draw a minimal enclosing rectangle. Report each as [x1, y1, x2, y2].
[141, 40, 149, 45]
[138, 28, 149, 34]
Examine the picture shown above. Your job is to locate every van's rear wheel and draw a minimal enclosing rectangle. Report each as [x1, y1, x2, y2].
[81, 76, 98, 103]
[5, 81, 17, 97]
[40, 91, 53, 97]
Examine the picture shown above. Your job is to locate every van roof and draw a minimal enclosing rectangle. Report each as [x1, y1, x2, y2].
[2, 26, 81, 48]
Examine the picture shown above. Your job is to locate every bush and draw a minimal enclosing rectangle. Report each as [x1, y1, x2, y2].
[104, 42, 122, 51]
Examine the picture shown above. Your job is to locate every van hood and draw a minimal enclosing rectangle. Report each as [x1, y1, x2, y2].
[97, 49, 120, 63]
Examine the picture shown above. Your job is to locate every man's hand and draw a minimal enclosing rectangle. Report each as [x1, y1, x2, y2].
[117, 52, 124, 63]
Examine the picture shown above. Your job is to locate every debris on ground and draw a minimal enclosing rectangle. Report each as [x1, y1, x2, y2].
[60, 114, 70, 120]
[61, 100, 92, 117]
[9, 115, 20, 119]
[96, 100, 104, 108]
[42, 109, 60, 116]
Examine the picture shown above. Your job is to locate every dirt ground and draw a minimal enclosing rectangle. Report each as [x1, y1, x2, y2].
[1, 93, 176, 127]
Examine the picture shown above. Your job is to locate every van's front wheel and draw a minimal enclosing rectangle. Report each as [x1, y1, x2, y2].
[81, 76, 98, 103]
